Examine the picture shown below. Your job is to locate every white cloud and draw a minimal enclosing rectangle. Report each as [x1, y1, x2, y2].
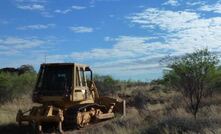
[72, 5, 86, 10]
[70, 36, 164, 71]
[54, 5, 86, 14]
[128, 8, 221, 55]
[17, 4, 44, 10]
[16, 0, 47, 3]
[71, 36, 148, 60]
[199, 1, 221, 14]
[54, 9, 72, 14]
[66, 36, 165, 80]
[0, 37, 45, 50]
[69, 26, 94, 33]
[8, 1, 221, 80]
[186, 1, 205, 6]
[128, 8, 199, 32]
[163, 0, 179, 6]
[104, 36, 116, 42]
[0, 35, 165, 80]
[17, 24, 55, 30]
[16, 0, 53, 17]
[64, 8, 221, 80]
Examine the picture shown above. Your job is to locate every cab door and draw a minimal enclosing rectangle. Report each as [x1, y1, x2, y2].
[73, 66, 89, 101]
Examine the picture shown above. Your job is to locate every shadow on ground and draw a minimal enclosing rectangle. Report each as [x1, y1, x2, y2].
[0, 123, 79, 134]
[0, 123, 30, 134]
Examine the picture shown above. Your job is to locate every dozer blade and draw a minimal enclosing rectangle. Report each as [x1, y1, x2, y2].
[95, 112, 115, 120]
[16, 105, 64, 133]
[96, 97, 126, 116]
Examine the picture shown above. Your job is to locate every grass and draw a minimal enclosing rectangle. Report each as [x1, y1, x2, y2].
[83, 84, 221, 134]
[0, 95, 33, 125]
[0, 83, 221, 134]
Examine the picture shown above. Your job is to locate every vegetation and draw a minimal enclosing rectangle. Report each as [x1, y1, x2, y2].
[0, 71, 36, 103]
[0, 50, 221, 134]
[163, 49, 219, 118]
[94, 74, 121, 95]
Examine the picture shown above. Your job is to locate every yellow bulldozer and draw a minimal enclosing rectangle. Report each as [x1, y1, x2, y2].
[16, 63, 126, 133]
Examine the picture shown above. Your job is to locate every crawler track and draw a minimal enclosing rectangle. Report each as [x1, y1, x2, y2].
[65, 119, 112, 134]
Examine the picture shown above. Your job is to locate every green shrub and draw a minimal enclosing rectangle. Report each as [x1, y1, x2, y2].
[94, 75, 121, 95]
[162, 49, 219, 118]
[0, 72, 37, 102]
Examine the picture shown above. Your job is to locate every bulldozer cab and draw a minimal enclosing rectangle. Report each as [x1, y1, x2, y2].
[33, 63, 95, 107]
[73, 65, 93, 102]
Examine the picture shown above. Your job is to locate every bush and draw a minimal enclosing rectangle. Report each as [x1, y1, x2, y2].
[0, 72, 37, 102]
[17, 65, 35, 75]
[142, 116, 221, 134]
[131, 90, 149, 109]
[94, 75, 121, 96]
[163, 49, 219, 118]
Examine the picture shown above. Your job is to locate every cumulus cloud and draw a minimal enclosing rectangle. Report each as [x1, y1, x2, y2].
[128, 8, 221, 55]
[54, 9, 71, 14]
[163, 0, 179, 6]
[199, 1, 221, 14]
[17, 4, 44, 10]
[0, 37, 45, 50]
[64, 35, 165, 80]
[54, 5, 86, 14]
[69, 36, 165, 74]
[186, 1, 205, 6]
[17, 24, 55, 30]
[65, 7, 221, 79]
[104, 36, 116, 42]
[15, 0, 53, 17]
[71, 36, 151, 60]
[69, 26, 94, 33]
[9, 1, 221, 80]
[128, 8, 200, 32]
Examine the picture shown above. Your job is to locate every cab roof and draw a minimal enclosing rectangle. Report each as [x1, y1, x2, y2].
[41, 63, 89, 68]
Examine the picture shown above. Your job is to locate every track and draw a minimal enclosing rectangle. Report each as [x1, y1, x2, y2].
[65, 119, 112, 134]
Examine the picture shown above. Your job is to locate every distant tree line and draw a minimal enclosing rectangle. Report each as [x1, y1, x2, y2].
[0, 64, 36, 75]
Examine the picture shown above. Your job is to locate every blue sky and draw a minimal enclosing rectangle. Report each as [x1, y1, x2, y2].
[1, 0, 221, 81]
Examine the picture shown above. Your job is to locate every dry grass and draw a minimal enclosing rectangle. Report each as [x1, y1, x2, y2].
[0, 84, 221, 134]
[0, 95, 34, 125]
[83, 107, 143, 134]
[115, 85, 221, 134]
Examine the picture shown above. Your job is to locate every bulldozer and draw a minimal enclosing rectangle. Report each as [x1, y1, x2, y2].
[16, 63, 126, 133]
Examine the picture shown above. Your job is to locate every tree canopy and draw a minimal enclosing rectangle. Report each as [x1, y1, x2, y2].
[163, 49, 219, 118]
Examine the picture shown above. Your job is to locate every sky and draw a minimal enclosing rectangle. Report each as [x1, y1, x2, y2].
[1, 0, 221, 81]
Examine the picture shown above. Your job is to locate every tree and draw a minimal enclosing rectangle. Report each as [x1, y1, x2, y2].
[164, 49, 219, 118]
[208, 66, 221, 93]
[18, 65, 35, 75]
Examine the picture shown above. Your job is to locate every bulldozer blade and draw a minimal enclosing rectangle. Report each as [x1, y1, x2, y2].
[58, 121, 64, 134]
[96, 97, 126, 116]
